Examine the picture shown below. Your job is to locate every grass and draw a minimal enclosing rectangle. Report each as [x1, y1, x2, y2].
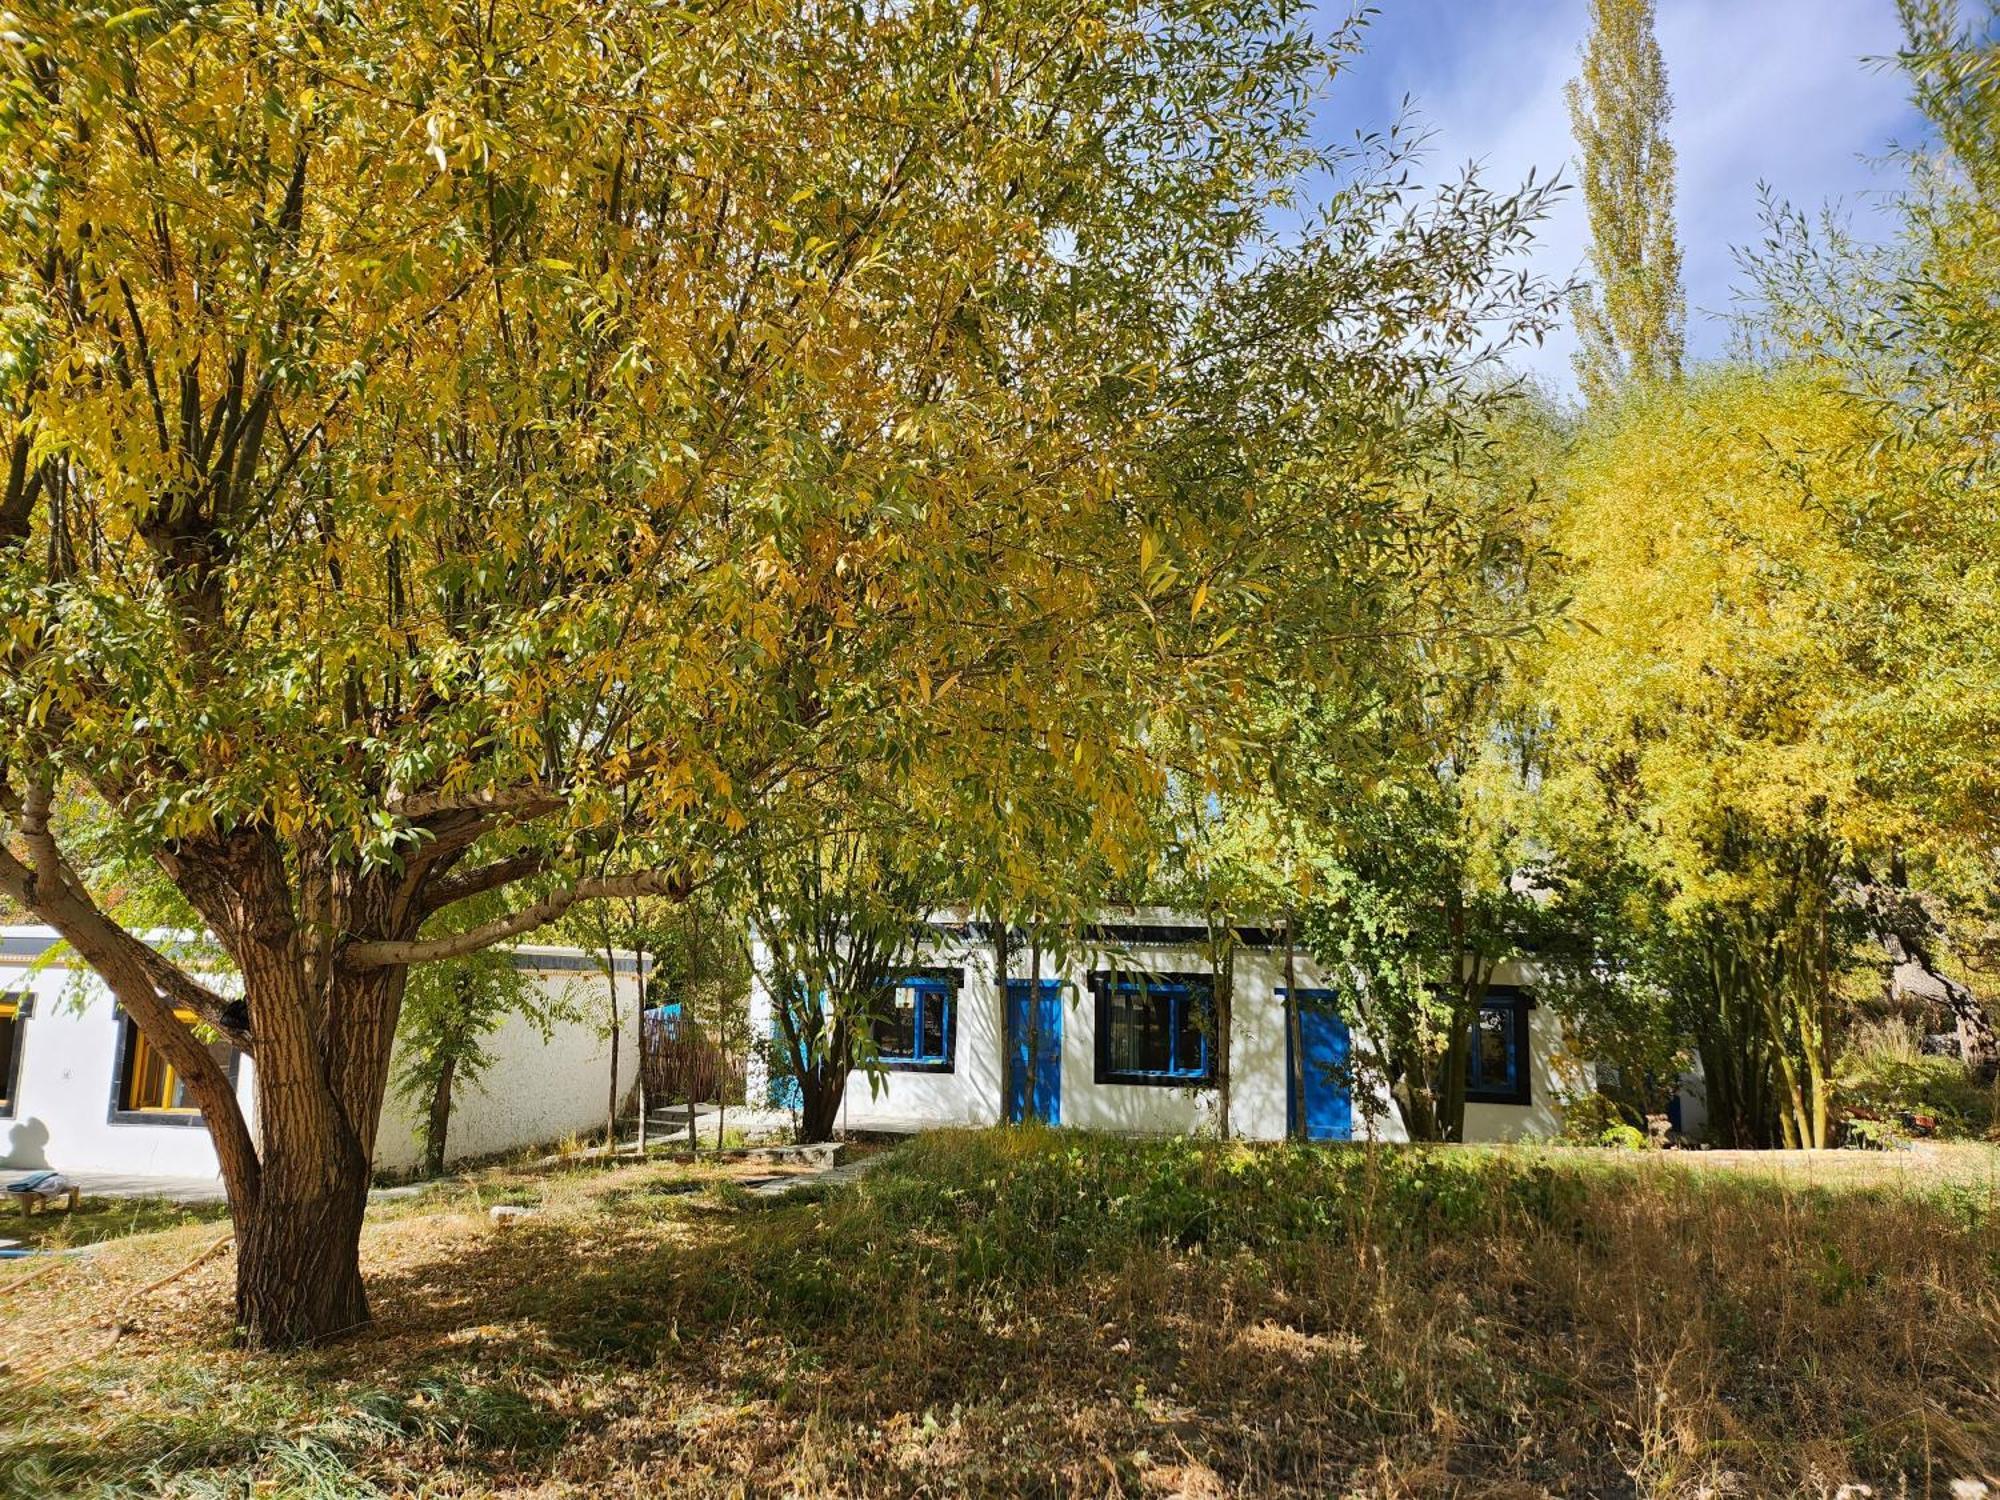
[0, 1132, 1996, 1497]
[0, 1194, 232, 1253]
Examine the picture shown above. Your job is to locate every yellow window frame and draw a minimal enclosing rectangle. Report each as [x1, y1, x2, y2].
[121, 1008, 206, 1115]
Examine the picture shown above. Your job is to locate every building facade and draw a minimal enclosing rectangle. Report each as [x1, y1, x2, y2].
[749, 915, 1580, 1142]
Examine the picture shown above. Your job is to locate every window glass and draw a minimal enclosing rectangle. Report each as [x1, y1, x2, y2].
[1473, 1007, 1514, 1088]
[918, 993, 947, 1059]
[875, 987, 918, 1059]
[870, 974, 954, 1067]
[119, 1010, 234, 1115]
[1172, 992, 1206, 1077]
[1464, 992, 1528, 1103]
[0, 994, 23, 1115]
[1097, 975, 1210, 1082]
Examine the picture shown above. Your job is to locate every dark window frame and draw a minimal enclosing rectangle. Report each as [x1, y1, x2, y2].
[107, 1006, 242, 1129]
[1089, 970, 1215, 1087]
[870, 967, 960, 1073]
[0, 990, 31, 1119]
[1464, 986, 1533, 1107]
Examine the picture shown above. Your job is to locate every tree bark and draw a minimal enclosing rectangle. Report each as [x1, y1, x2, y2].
[1859, 861, 1999, 1078]
[232, 930, 408, 1345]
[1027, 922, 1043, 1125]
[605, 939, 622, 1148]
[234, 1160, 373, 1347]
[636, 941, 650, 1157]
[798, 1041, 850, 1142]
[424, 1052, 456, 1178]
[1213, 927, 1233, 1140]
[1283, 917, 1305, 1142]
[992, 913, 1011, 1121]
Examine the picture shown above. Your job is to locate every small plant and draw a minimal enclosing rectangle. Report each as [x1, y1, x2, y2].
[1838, 1112, 1907, 1151]
[1561, 1090, 1639, 1145]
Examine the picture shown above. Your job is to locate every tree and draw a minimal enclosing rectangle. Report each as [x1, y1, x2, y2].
[1566, 0, 1686, 401]
[1533, 371, 1891, 1146]
[1737, 1, 2000, 1073]
[603, 892, 749, 1151]
[747, 817, 950, 1143]
[567, 896, 651, 1151]
[1245, 399, 1570, 1144]
[1289, 688, 1565, 1143]
[0, 0, 1572, 1346]
[393, 925, 538, 1178]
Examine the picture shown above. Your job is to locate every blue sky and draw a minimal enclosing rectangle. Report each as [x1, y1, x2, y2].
[1313, 1, 1923, 391]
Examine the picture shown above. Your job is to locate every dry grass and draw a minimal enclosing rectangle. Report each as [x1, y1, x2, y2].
[0, 1133, 1996, 1498]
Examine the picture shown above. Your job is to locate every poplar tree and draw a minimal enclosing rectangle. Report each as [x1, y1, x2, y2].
[1566, 0, 1687, 401]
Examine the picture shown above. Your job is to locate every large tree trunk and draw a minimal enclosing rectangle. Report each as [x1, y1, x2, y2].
[799, 1057, 848, 1142]
[234, 1158, 373, 1347]
[5, 825, 411, 1348]
[231, 927, 408, 1346]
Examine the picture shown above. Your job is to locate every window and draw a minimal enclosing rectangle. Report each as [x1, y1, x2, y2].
[1091, 971, 1213, 1086]
[1464, 989, 1531, 1106]
[870, 970, 957, 1071]
[113, 1009, 238, 1123]
[0, 992, 28, 1117]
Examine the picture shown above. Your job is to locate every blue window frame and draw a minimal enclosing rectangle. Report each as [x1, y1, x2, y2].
[1464, 988, 1531, 1106]
[1090, 971, 1213, 1086]
[871, 969, 958, 1071]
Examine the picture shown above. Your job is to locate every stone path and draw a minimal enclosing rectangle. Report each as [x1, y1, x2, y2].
[739, 1153, 888, 1198]
[55, 1171, 229, 1205]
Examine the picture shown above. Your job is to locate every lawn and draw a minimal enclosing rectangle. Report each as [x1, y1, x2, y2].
[0, 1195, 233, 1255]
[1, 1132, 1996, 1497]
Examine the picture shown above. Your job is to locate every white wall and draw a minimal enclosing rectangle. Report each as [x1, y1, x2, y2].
[0, 959, 257, 1180]
[1, 939, 639, 1183]
[373, 964, 638, 1174]
[748, 926, 1580, 1143]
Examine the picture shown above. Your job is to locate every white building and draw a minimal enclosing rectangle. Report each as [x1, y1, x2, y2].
[0, 927, 637, 1184]
[749, 915, 1580, 1142]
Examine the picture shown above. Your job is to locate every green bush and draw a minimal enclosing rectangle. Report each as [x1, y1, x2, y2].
[1558, 1090, 1633, 1144]
[1838, 1045, 1997, 1140]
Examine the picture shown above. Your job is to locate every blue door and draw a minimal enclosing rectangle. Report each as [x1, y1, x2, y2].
[1006, 979, 1062, 1125]
[1285, 992, 1351, 1142]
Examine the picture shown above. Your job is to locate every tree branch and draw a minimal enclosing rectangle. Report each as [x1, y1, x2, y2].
[422, 847, 554, 915]
[387, 782, 566, 822]
[344, 866, 691, 968]
[0, 832, 261, 1201]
